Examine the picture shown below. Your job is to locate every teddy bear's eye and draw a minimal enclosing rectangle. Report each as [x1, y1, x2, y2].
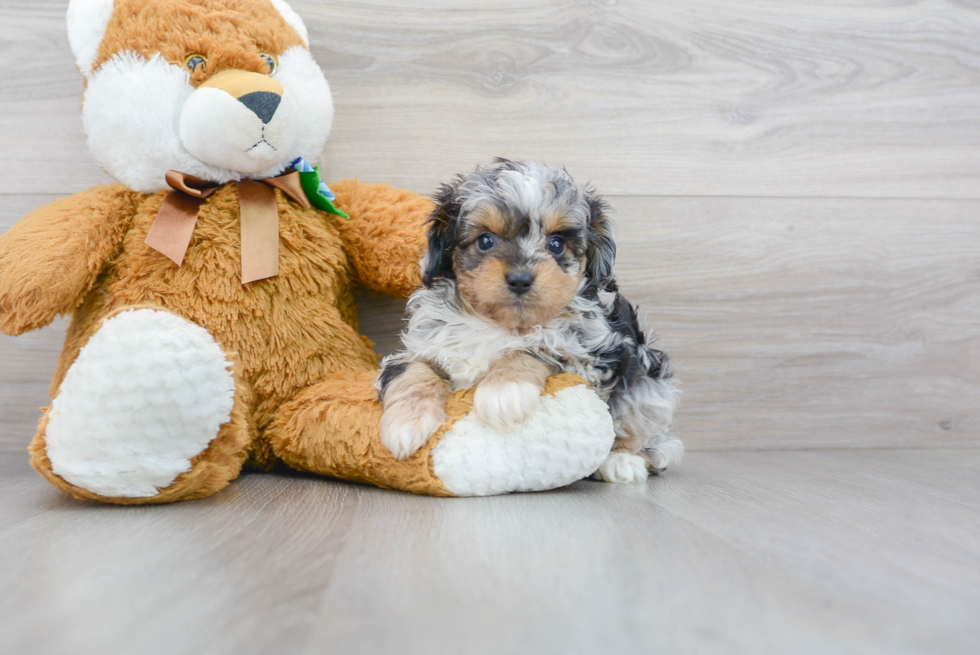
[185, 54, 207, 73]
[259, 53, 278, 75]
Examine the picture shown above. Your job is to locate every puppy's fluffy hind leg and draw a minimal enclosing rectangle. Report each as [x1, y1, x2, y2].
[379, 359, 451, 460]
[595, 376, 681, 483]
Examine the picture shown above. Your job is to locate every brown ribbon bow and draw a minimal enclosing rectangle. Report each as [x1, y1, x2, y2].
[144, 169, 311, 284]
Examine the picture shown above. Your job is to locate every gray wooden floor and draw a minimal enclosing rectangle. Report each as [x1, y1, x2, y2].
[2, 1, 979, 653]
[3, 0, 979, 451]
[1, 449, 978, 655]
[5, 194, 978, 451]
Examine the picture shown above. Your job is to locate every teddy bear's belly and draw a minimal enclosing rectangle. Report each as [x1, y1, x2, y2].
[62, 194, 380, 454]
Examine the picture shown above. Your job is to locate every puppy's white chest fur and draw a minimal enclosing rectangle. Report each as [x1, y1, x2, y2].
[401, 284, 612, 390]
[440, 331, 520, 388]
[403, 306, 539, 388]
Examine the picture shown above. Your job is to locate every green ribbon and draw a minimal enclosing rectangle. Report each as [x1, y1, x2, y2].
[291, 157, 350, 219]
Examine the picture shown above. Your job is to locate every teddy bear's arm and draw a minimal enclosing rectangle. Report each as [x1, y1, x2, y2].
[0, 185, 140, 336]
[329, 180, 432, 298]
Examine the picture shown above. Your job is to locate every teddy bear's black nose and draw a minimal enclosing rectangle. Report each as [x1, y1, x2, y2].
[238, 91, 281, 124]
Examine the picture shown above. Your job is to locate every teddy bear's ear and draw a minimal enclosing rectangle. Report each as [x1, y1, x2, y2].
[270, 0, 310, 46]
[66, 0, 116, 77]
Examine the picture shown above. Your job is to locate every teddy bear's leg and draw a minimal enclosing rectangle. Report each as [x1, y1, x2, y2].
[269, 371, 616, 497]
[29, 308, 251, 504]
[268, 369, 455, 495]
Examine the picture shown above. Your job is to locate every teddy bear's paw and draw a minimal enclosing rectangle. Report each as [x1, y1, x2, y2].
[43, 309, 236, 499]
[381, 402, 447, 460]
[473, 380, 542, 430]
[593, 451, 649, 484]
[432, 381, 615, 496]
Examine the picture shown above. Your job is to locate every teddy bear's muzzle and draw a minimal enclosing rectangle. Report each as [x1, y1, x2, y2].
[178, 69, 298, 174]
[237, 91, 281, 124]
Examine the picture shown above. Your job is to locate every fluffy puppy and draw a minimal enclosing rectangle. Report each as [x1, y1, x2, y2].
[377, 160, 681, 483]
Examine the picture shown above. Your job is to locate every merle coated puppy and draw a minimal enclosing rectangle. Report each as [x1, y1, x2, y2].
[377, 160, 680, 483]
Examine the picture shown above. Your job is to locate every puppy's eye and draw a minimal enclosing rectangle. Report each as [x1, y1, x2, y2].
[259, 53, 278, 75]
[185, 54, 207, 73]
[547, 235, 566, 255]
[477, 233, 496, 252]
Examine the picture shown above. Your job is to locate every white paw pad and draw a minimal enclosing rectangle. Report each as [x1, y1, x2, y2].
[473, 381, 541, 430]
[595, 451, 649, 484]
[432, 384, 616, 496]
[381, 404, 446, 460]
[45, 309, 236, 498]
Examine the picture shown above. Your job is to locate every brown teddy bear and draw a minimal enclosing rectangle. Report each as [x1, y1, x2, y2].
[0, 0, 615, 504]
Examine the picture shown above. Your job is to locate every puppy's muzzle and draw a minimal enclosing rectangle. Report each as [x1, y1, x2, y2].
[506, 270, 535, 296]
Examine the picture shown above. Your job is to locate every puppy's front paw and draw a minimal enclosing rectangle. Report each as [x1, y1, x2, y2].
[473, 380, 542, 430]
[593, 451, 649, 484]
[381, 402, 447, 460]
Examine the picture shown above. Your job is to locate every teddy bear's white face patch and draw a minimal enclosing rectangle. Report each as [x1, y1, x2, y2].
[82, 46, 333, 192]
[179, 71, 300, 174]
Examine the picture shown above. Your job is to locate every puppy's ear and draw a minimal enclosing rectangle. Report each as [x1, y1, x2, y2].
[422, 179, 463, 287]
[584, 187, 616, 292]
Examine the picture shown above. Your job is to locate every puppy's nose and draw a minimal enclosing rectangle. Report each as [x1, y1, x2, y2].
[238, 91, 281, 124]
[506, 271, 535, 296]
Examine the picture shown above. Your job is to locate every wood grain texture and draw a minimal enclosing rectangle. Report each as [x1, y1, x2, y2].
[0, 449, 977, 655]
[3, 194, 978, 452]
[350, 195, 980, 451]
[613, 195, 980, 450]
[0, 1, 978, 451]
[3, 4, 979, 653]
[1, 0, 980, 197]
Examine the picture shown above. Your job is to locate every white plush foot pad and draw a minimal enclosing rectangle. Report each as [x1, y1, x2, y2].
[45, 309, 236, 498]
[432, 384, 615, 496]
